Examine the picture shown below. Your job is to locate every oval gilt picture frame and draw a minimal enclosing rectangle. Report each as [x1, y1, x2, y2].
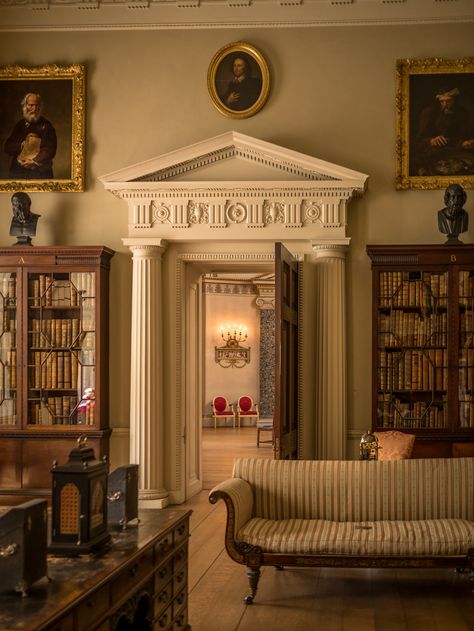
[207, 42, 270, 119]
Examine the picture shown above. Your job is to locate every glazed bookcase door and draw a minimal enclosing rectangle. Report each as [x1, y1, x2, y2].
[27, 271, 96, 426]
[458, 269, 474, 430]
[368, 244, 474, 458]
[377, 270, 448, 430]
[0, 272, 18, 426]
[0, 246, 113, 504]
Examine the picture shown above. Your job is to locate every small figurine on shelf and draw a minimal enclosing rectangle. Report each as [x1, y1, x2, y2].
[9, 192, 41, 247]
[438, 183, 469, 244]
[77, 387, 96, 425]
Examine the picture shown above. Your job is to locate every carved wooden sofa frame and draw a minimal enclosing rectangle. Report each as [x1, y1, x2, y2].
[209, 458, 474, 604]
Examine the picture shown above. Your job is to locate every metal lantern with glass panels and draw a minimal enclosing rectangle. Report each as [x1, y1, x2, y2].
[49, 435, 110, 555]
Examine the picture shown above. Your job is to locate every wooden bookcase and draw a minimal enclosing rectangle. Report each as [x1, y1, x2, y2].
[367, 244, 474, 458]
[0, 246, 114, 504]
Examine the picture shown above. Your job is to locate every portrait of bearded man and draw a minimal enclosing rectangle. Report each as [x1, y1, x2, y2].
[3, 92, 57, 179]
[411, 86, 474, 177]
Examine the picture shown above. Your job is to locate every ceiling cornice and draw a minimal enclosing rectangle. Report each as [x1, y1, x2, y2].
[0, 0, 472, 32]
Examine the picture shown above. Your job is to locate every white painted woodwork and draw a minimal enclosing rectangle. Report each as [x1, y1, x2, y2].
[104, 133, 367, 503]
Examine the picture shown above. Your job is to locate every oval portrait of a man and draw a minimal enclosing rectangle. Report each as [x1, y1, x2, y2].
[208, 43, 270, 119]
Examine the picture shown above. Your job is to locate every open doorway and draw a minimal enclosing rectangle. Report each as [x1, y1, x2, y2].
[200, 272, 275, 489]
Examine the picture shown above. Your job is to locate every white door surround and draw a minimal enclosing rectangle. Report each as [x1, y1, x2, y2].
[101, 132, 368, 506]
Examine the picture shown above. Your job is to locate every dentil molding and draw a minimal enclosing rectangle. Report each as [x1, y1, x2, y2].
[101, 131, 368, 242]
[0, 0, 472, 31]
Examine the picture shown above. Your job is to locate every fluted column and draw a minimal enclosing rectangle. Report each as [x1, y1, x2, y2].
[312, 240, 349, 460]
[124, 239, 168, 508]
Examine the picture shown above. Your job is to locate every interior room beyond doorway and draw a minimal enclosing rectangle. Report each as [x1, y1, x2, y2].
[201, 270, 275, 489]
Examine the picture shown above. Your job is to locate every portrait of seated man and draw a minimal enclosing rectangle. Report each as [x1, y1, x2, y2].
[4, 93, 57, 180]
[410, 86, 474, 177]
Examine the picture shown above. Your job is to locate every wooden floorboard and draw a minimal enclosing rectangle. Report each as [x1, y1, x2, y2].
[171, 429, 474, 630]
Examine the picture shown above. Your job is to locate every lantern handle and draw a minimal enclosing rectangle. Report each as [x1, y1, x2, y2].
[77, 434, 88, 448]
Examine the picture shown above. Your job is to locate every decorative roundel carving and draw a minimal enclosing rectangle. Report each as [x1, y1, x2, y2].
[226, 202, 247, 224]
[152, 203, 171, 223]
[302, 199, 321, 223]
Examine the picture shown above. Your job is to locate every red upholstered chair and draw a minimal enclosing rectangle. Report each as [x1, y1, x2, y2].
[212, 396, 235, 429]
[237, 396, 259, 429]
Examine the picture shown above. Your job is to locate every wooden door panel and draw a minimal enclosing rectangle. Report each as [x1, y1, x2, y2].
[275, 243, 298, 460]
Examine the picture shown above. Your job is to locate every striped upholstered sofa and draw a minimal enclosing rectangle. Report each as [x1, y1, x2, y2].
[209, 457, 474, 603]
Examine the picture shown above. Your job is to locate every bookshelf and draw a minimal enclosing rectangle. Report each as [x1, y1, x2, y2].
[0, 246, 114, 504]
[367, 244, 474, 458]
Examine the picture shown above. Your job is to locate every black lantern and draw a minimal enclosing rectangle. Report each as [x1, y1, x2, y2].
[49, 435, 110, 555]
[360, 430, 380, 460]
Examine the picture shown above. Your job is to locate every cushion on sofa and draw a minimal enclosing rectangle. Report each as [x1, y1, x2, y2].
[237, 517, 474, 556]
[374, 430, 415, 460]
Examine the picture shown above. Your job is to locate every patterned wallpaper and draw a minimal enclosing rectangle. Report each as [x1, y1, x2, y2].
[259, 309, 275, 418]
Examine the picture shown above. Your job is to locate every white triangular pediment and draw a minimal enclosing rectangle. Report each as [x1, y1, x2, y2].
[100, 132, 368, 242]
[99, 131, 367, 186]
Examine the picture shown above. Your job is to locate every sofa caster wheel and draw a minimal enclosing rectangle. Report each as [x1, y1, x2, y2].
[244, 595, 254, 605]
[456, 567, 465, 573]
[275, 565, 284, 571]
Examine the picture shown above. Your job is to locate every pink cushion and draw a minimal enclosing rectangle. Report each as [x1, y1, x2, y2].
[374, 430, 415, 461]
[239, 396, 253, 412]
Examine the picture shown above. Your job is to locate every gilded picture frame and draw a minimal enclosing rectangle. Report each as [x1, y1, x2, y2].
[207, 42, 270, 119]
[0, 64, 85, 192]
[396, 57, 474, 190]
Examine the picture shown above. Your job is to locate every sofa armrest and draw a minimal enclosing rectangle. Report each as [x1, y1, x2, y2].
[209, 478, 254, 540]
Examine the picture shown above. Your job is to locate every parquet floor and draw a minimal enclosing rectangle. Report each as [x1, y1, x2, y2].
[174, 428, 474, 631]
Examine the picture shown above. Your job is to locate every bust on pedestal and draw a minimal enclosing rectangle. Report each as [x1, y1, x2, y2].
[9, 192, 40, 246]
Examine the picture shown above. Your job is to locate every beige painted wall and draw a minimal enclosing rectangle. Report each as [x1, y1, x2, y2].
[0, 24, 472, 461]
[203, 291, 260, 421]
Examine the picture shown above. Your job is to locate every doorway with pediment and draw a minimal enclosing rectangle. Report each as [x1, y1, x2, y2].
[100, 131, 368, 507]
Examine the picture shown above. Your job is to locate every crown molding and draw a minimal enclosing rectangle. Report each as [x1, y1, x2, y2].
[0, 0, 472, 31]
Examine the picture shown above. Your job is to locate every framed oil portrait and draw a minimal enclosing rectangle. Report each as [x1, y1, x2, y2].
[207, 42, 270, 119]
[396, 57, 474, 190]
[0, 64, 85, 192]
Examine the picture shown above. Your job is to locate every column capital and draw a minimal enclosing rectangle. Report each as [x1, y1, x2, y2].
[311, 238, 350, 260]
[122, 238, 168, 258]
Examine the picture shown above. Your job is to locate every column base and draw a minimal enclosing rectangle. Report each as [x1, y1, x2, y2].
[139, 497, 169, 509]
[139, 488, 169, 509]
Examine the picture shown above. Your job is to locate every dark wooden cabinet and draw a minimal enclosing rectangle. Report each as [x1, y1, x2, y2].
[0, 508, 191, 631]
[0, 246, 114, 504]
[367, 244, 474, 458]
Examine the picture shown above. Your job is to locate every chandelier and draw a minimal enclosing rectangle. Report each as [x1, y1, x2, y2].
[215, 323, 250, 368]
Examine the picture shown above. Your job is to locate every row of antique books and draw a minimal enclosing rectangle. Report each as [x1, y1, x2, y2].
[28, 395, 79, 425]
[378, 348, 448, 391]
[0, 399, 16, 425]
[378, 311, 447, 347]
[0, 274, 17, 301]
[30, 318, 82, 349]
[378, 272, 447, 308]
[29, 349, 95, 391]
[29, 273, 96, 307]
[378, 395, 447, 429]
[0, 350, 17, 390]
[459, 398, 474, 428]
